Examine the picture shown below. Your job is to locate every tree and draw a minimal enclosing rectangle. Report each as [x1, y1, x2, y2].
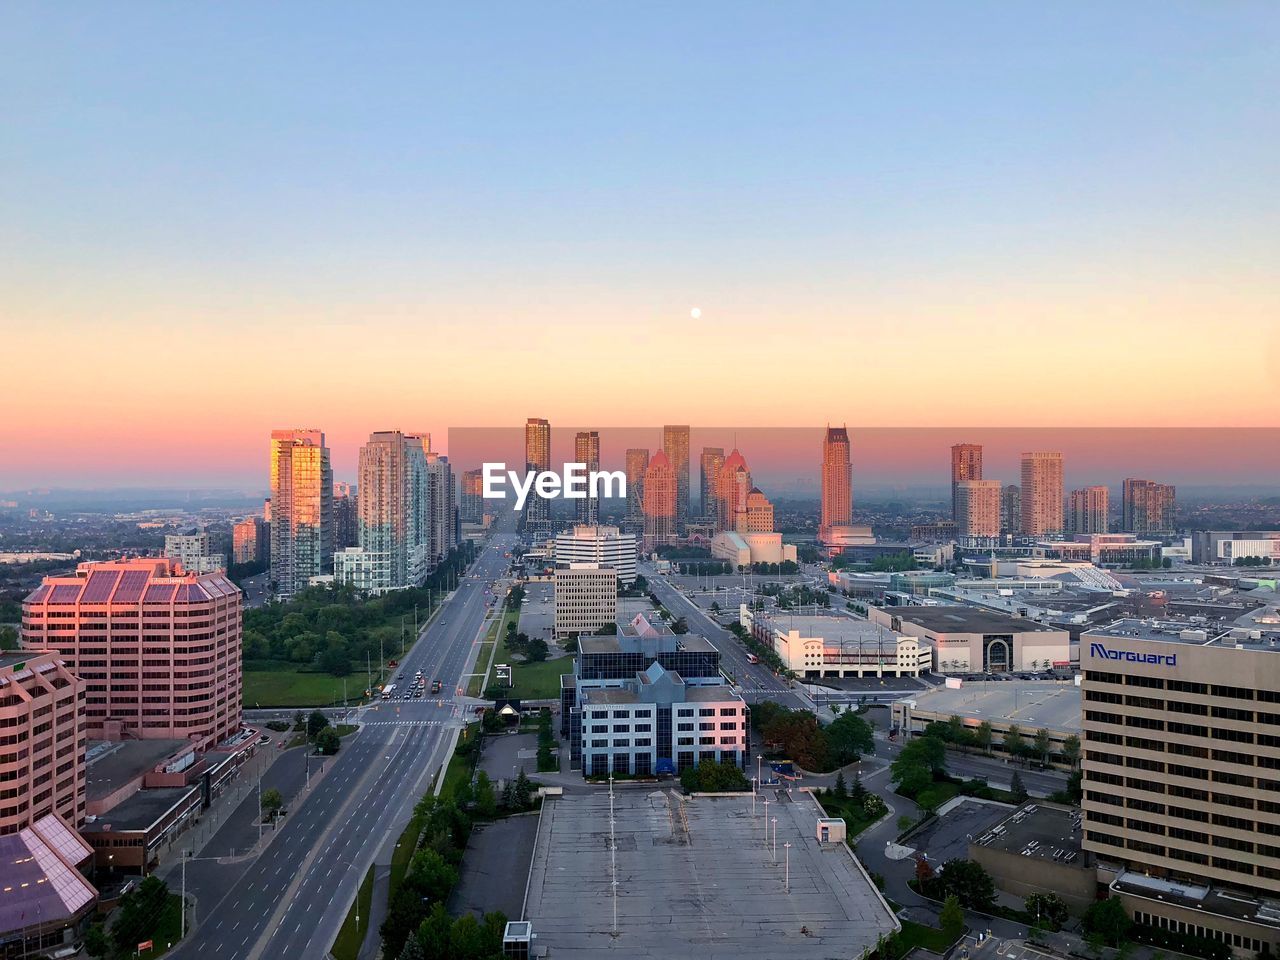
[975, 720, 993, 753]
[1083, 897, 1132, 947]
[524, 637, 550, 662]
[260, 787, 284, 820]
[474, 771, 497, 818]
[833, 771, 848, 799]
[1061, 734, 1081, 769]
[319, 639, 350, 677]
[680, 761, 750, 793]
[851, 773, 868, 804]
[1009, 771, 1028, 803]
[1034, 727, 1052, 764]
[940, 894, 965, 933]
[1025, 893, 1070, 932]
[1004, 723, 1026, 760]
[83, 923, 111, 958]
[307, 710, 330, 741]
[826, 711, 875, 766]
[513, 769, 532, 808]
[0, 625, 18, 651]
[930, 859, 995, 911]
[316, 726, 341, 755]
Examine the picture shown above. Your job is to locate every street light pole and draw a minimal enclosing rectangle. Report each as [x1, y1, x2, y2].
[784, 841, 792, 891]
[771, 817, 777, 862]
[762, 799, 770, 846]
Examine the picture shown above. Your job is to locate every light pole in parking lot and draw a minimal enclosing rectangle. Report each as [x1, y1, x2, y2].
[784, 841, 792, 891]
[771, 817, 777, 862]
[762, 798, 770, 842]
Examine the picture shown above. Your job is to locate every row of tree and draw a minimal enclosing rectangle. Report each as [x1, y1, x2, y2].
[921, 714, 1081, 768]
[752, 702, 874, 773]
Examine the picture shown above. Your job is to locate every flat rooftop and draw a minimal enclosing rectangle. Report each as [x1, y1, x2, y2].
[1113, 872, 1280, 928]
[902, 681, 1081, 734]
[972, 803, 1083, 865]
[890, 606, 1063, 634]
[761, 613, 904, 644]
[85, 739, 192, 802]
[523, 789, 898, 959]
[1087, 617, 1280, 651]
[578, 633, 717, 655]
[85, 785, 197, 832]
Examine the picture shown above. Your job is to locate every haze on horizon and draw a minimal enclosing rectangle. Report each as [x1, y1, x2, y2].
[2, 2, 1277, 488]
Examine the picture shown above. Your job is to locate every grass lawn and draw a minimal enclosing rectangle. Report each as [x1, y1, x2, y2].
[136, 894, 185, 957]
[814, 793, 883, 837]
[494, 620, 571, 701]
[242, 667, 357, 708]
[439, 727, 477, 799]
[330, 865, 375, 960]
[893, 919, 963, 958]
[915, 780, 962, 812]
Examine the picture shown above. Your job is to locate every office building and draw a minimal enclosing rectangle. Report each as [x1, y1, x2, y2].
[1021, 452, 1064, 538]
[1080, 619, 1280, 955]
[642, 451, 676, 549]
[1122, 479, 1177, 535]
[624, 448, 649, 525]
[232, 516, 268, 565]
[663, 425, 690, 530]
[352, 430, 416, 591]
[699, 447, 725, 521]
[333, 481, 359, 550]
[742, 609, 929, 679]
[574, 431, 601, 525]
[554, 524, 638, 585]
[737, 487, 775, 534]
[524, 418, 551, 532]
[716, 448, 752, 533]
[269, 428, 333, 597]
[1192, 531, 1280, 565]
[460, 468, 484, 524]
[1002, 484, 1022, 537]
[163, 531, 225, 575]
[0, 650, 86, 834]
[956, 479, 1002, 546]
[1070, 486, 1110, 535]
[423, 450, 457, 563]
[553, 564, 618, 637]
[869, 606, 1069, 674]
[950, 443, 983, 522]
[819, 426, 854, 545]
[21, 558, 243, 751]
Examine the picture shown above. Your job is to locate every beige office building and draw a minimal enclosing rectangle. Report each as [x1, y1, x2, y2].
[1082, 619, 1280, 956]
[956, 479, 1002, 546]
[554, 564, 618, 637]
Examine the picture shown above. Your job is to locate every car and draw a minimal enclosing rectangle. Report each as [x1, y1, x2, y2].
[257, 734, 271, 745]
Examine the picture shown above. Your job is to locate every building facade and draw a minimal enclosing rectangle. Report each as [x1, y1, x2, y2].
[574, 431, 601, 525]
[1021, 452, 1064, 538]
[821, 427, 853, 543]
[869, 606, 1069, 674]
[716, 448, 752, 533]
[950, 443, 983, 523]
[524, 418, 552, 532]
[554, 525, 638, 585]
[662, 425, 690, 531]
[743, 609, 929, 678]
[1070, 485, 1110, 535]
[624, 448, 649, 526]
[163, 532, 225, 575]
[1122, 479, 1177, 535]
[956, 479, 1002, 546]
[269, 428, 333, 597]
[21, 558, 243, 751]
[699, 447, 725, 522]
[332, 481, 359, 550]
[642, 451, 676, 549]
[553, 564, 618, 637]
[460, 468, 484, 524]
[1002, 484, 1022, 538]
[232, 516, 268, 565]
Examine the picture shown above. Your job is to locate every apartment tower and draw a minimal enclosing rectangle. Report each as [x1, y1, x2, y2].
[269, 428, 333, 597]
[1123, 479, 1177, 534]
[821, 427, 853, 543]
[642, 451, 677, 549]
[1070, 485, 1110, 535]
[1020, 452, 1064, 537]
[662, 425, 691, 531]
[524, 418, 552, 532]
[950, 443, 983, 523]
[956, 479, 1002, 546]
[575, 431, 601, 525]
[699, 447, 725, 522]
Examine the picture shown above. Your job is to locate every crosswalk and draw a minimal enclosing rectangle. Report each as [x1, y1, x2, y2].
[360, 718, 454, 727]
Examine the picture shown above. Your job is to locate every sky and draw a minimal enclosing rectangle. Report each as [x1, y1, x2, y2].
[1, 2, 1277, 487]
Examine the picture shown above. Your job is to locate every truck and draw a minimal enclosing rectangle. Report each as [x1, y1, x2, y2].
[431, 679, 442, 694]
[382, 683, 396, 699]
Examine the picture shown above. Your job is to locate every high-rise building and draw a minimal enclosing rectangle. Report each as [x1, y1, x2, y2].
[737, 488, 776, 534]
[642, 450, 676, 549]
[22, 558, 242, 751]
[333, 481, 359, 550]
[524, 418, 552, 532]
[553, 563, 618, 637]
[699, 447, 725, 521]
[717, 448, 752, 533]
[1002, 484, 1021, 537]
[820, 427, 853, 543]
[625, 448, 649, 524]
[0, 650, 86, 834]
[1069, 485, 1110, 535]
[955, 479, 1002, 545]
[554, 524, 638, 584]
[232, 516, 268, 565]
[460, 468, 484, 524]
[1020, 452, 1064, 537]
[163, 531, 225, 574]
[348, 431, 417, 591]
[1122, 478, 1177, 534]
[662, 425, 690, 530]
[423, 450, 457, 564]
[575, 431, 601, 525]
[1080, 620, 1280, 953]
[269, 429, 333, 597]
[950, 443, 983, 522]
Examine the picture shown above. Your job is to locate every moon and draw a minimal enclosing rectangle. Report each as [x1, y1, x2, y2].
[690, 307, 701, 319]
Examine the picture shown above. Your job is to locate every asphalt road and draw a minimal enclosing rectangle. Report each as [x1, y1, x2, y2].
[168, 520, 516, 960]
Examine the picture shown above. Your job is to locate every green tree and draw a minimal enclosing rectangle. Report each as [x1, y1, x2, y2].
[0, 625, 18, 651]
[1004, 723, 1025, 759]
[931, 859, 995, 911]
[260, 787, 284, 819]
[307, 710, 330, 741]
[1026, 893, 1070, 932]
[826, 711, 875, 766]
[833, 771, 848, 799]
[1034, 727, 1052, 764]
[474, 771, 497, 818]
[940, 894, 965, 933]
[1010, 771, 1028, 803]
[83, 923, 111, 958]
[513, 769, 532, 808]
[316, 726, 341, 755]
[1082, 897, 1132, 947]
[680, 761, 750, 792]
[1061, 734, 1081, 768]
[975, 720, 993, 753]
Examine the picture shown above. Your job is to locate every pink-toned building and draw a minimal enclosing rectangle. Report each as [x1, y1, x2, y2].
[0, 650, 86, 835]
[642, 451, 676, 549]
[821, 426, 852, 542]
[21, 559, 243, 752]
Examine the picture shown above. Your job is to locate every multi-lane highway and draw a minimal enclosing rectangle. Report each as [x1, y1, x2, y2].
[170, 523, 516, 960]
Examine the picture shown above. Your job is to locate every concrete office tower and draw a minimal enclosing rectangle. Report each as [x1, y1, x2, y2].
[1002, 485, 1021, 537]
[232, 516, 268, 565]
[625, 448, 649, 522]
[352, 431, 417, 590]
[717, 448, 752, 533]
[22, 558, 242, 752]
[575, 431, 601, 525]
[1122, 478, 1177, 534]
[1070, 485, 1110, 535]
[460, 468, 484, 524]
[555, 524, 638, 584]
[956, 479, 1002, 545]
[1020, 452, 1064, 537]
[163, 531, 225, 574]
[332, 481, 359, 550]
[525, 418, 552, 531]
[950, 443, 983, 522]
[662, 425, 690, 530]
[270, 428, 333, 597]
[820, 427, 853, 544]
[553, 563, 618, 637]
[699, 447, 725, 521]
[0, 650, 86, 833]
[642, 450, 676, 549]
[1080, 620, 1280, 952]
